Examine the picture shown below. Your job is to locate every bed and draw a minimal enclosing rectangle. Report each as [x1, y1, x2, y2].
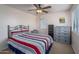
[8, 25, 53, 54]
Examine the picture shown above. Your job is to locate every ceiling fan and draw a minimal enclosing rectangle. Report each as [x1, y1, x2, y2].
[28, 4, 51, 14]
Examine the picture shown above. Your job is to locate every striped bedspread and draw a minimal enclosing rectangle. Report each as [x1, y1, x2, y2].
[8, 33, 53, 54]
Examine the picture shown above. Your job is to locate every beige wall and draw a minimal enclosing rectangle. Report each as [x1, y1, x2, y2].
[36, 14, 41, 30]
[72, 32, 79, 53]
[42, 11, 71, 26]
[0, 5, 36, 51]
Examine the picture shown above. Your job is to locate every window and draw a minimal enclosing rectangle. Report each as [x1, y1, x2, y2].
[72, 5, 79, 32]
[40, 17, 47, 29]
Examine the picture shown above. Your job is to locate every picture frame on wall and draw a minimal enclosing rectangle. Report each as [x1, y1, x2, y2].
[59, 17, 65, 23]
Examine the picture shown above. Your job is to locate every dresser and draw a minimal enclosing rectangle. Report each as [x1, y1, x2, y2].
[54, 26, 71, 44]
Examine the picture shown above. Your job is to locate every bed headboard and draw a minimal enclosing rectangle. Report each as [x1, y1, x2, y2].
[8, 25, 29, 38]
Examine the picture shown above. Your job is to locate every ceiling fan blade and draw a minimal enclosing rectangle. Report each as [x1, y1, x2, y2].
[43, 10, 48, 13]
[33, 4, 39, 8]
[28, 9, 36, 11]
[42, 6, 51, 9]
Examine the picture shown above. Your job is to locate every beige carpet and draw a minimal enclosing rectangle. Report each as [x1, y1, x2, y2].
[49, 41, 74, 54]
[0, 48, 14, 54]
[0, 41, 74, 54]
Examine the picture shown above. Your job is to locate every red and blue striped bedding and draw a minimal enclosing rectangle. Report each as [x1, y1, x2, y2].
[8, 33, 53, 54]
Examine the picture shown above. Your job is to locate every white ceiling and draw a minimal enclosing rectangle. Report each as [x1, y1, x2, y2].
[5, 4, 72, 15]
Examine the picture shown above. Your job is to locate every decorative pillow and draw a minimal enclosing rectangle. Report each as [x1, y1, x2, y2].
[31, 29, 39, 33]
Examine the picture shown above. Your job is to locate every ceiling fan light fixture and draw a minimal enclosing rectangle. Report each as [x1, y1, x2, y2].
[36, 9, 42, 13]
